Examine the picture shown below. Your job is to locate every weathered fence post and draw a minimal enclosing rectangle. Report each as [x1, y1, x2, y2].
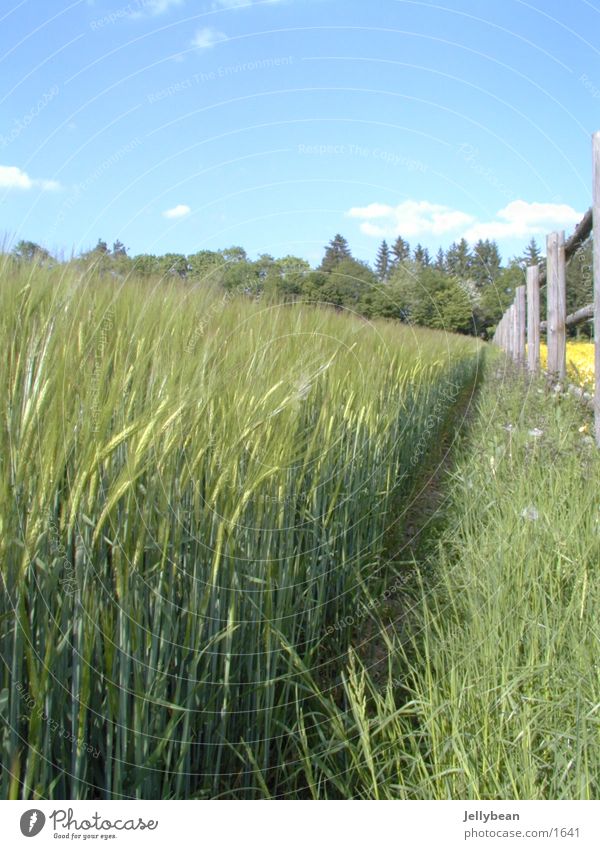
[546, 230, 567, 380]
[516, 285, 526, 365]
[593, 131, 600, 446]
[509, 303, 517, 361]
[526, 265, 540, 373]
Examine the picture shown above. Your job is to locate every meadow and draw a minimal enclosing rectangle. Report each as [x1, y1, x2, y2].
[283, 360, 600, 799]
[0, 260, 482, 799]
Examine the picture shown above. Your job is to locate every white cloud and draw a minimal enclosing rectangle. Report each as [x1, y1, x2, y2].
[163, 204, 191, 219]
[192, 26, 227, 49]
[346, 198, 584, 244]
[464, 200, 583, 241]
[0, 165, 60, 191]
[346, 200, 474, 239]
[0, 165, 31, 189]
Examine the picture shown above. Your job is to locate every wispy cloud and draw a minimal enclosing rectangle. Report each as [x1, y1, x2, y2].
[163, 203, 191, 219]
[0, 164, 60, 191]
[133, 0, 184, 16]
[346, 198, 584, 244]
[212, 0, 283, 8]
[347, 200, 474, 239]
[192, 26, 227, 49]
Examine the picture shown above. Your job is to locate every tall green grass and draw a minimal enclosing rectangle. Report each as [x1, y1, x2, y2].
[0, 260, 481, 799]
[286, 360, 600, 799]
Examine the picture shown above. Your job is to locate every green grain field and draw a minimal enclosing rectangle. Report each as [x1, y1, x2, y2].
[0, 260, 482, 799]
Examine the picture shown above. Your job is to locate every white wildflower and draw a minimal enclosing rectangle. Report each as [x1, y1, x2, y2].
[521, 505, 539, 521]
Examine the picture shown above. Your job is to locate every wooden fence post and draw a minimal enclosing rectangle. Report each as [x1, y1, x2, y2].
[526, 265, 540, 373]
[546, 230, 567, 380]
[509, 303, 517, 360]
[516, 285, 526, 365]
[593, 132, 600, 446]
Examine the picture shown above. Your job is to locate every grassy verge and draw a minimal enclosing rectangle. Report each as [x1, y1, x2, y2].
[284, 354, 600, 799]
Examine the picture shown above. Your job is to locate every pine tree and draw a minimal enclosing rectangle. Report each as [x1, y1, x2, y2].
[445, 238, 472, 278]
[471, 239, 502, 287]
[319, 234, 352, 272]
[522, 237, 541, 267]
[413, 244, 430, 267]
[434, 247, 446, 272]
[375, 240, 390, 281]
[112, 240, 128, 257]
[390, 235, 410, 266]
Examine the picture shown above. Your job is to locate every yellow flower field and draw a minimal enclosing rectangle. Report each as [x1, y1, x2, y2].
[539, 341, 595, 390]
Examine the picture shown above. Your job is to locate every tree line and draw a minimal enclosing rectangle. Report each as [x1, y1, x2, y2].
[9, 231, 593, 338]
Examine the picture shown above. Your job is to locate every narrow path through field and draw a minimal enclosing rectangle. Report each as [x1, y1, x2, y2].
[356, 373, 484, 685]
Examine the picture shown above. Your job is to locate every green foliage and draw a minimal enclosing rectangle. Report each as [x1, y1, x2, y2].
[390, 235, 410, 266]
[387, 265, 473, 333]
[262, 255, 311, 301]
[155, 252, 189, 279]
[9, 231, 563, 339]
[477, 261, 525, 333]
[220, 257, 260, 293]
[112, 240, 127, 257]
[220, 245, 247, 265]
[361, 278, 405, 319]
[375, 240, 390, 281]
[319, 233, 352, 272]
[445, 238, 471, 278]
[12, 240, 53, 265]
[412, 243, 431, 267]
[566, 239, 593, 338]
[471, 238, 502, 287]
[521, 236, 542, 266]
[77, 238, 131, 275]
[187, 250, 223, 283]
[320, 257, 378, 309]
[132, 253, 159, 277]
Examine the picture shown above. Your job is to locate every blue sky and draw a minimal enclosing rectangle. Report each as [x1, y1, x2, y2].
[1, 0, 599, 266]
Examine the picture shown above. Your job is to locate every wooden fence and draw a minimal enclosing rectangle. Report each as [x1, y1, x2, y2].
[493, 131, 600, 446]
